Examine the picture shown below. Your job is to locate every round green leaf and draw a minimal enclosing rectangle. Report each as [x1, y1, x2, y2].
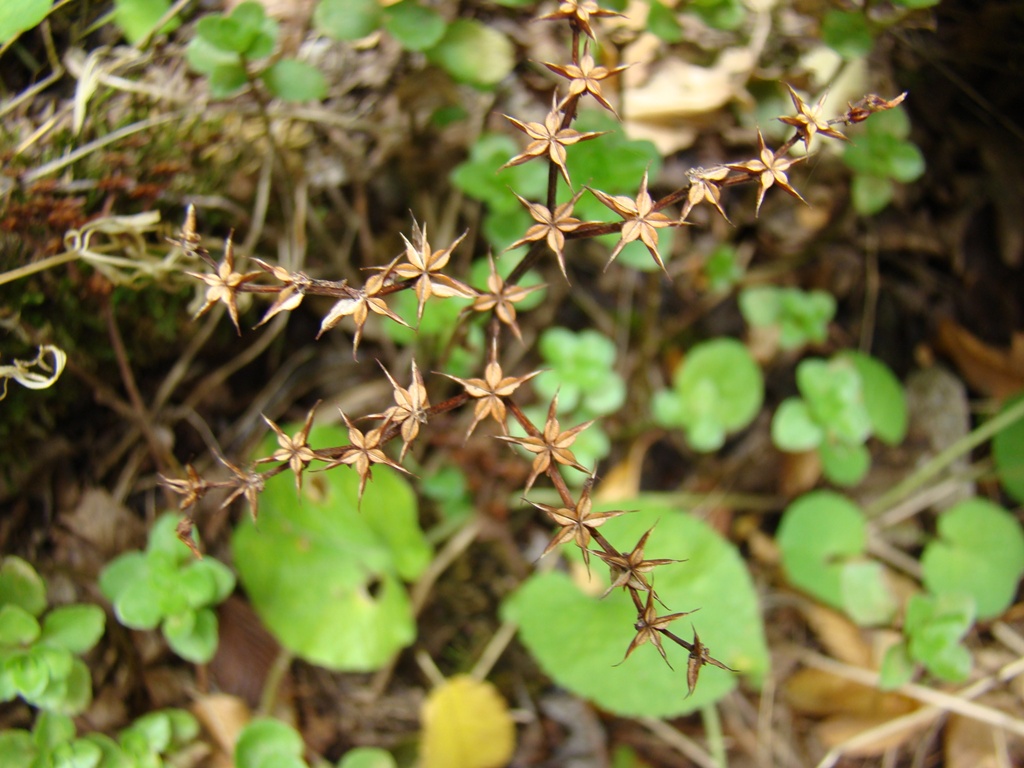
[920, 498, 1024, 620]
[0, 556, 47, 617]
[772, 397, 824, 452]
[886, 141, 925, 183]
[40, 605, 105, 654]
[502, 501, 769, 717]
[0, 605, 41, 646]
[426, 20, 514, 88]
[664, 338, 763, 452]
[777, 491, 866, 611]
[878, 642, 914, 690]
[7, 649, 49, 699]
[839, 560, 896, 625]
[186, 34, 240, 76]
[121, 711, 171, 754]
[32, 711, 75, 750]
[49, 738, 102, 768]
[384, 1, 446, 51]
[315, 0, 382, 41]
[0, 0, 51, 43]
[0, 729, 34, 766]
[209, 63, 251, 98]
[647, 0, 683, 42]
[822, 10, 873, 58]
[851, 173, 893, 216]
[261, 59, 327, 102]
[112, 577, 163, 631]
[839, 351, 907, 445]
[337, 747, 397, 768]
[113, 0, 181, 44]
[163, 608, 217, 664]
[819, 439, 870, 487]
[36, 657, 92, 715]
[233, 424, 430, 671]
[235, 718, 306, 768]
[993, 393, 1024, 504]
[797, 357, 871, 445]
[738, 286, 781, 328]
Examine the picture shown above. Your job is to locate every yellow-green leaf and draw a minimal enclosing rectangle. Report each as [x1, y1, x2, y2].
[420, 676, 514, 768]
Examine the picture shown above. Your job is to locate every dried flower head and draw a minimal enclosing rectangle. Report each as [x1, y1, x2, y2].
[395, 222, 475, 322]
[217, 455, 265, 522]
[589, 169, 677, 272]
[680, 166, 731, 224]
[495, 393, 592, 494]
[727, 129, 806, 217]
[256, 401, 320, 492]
[526, 479, 628, 570]
[252, 258, 312, 328]
[501, 102, 605, 188]
[369, 361, 430, 461]
[778, 84, 849, 149]
[506, 189, 585, 281]
[616, 589, 693, 669]
[317, 256, 409, 357]
[186, 235, 260, 334]
[592, 525, 683, 600]
[544, 45, 629, 116]
[537, 0, 623, 39]
[323, 411, 411, 506]
[470, 255, 544, 343]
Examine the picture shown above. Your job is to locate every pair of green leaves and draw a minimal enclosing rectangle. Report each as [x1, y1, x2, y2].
[0, 556, 105, 716]
[318, 0, 513, 88]
[843, 108, 926, 216]
[739, 286, 836, 351]
[99, 513, 235, 664]
[186, 1, 326, 101]
[772, 351, 906, 486]
[235, 717, 396, 768]
[652, 338, 764, 452]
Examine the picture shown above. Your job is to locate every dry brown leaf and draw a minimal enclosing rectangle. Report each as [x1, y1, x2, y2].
[935, 318, 1024, 398]
[784, 667, 915, 720]
[945, 714, 1011, 768]
[816, 713, 925, 756]
[778, 448, 822, 498]
[594, 435, 654, 502]
[801, 603, 872, 667]
[192, 693, 252, 758]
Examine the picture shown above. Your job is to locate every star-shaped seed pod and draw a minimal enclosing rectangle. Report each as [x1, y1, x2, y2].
[592, 525, 683, 600]
[186, 235, 260, 334]
[394, 222, 475, 323]
[368, 360, 430, 461]
[686, 626, 734, 697]
[778, 84, 849, 150]
[160, 464, 210, 511]
[442, 340, 541, 440]
[680, 166, 731, 224]
[544, 45, 629, 116]
[537, 0, 623, 39]
[505, 190, 585, 281]
[495, 393, 592, 494]
[469, 255, 545, 343]
[317, 256, 409, 358]
[501, 102, 605, 188]
[323, 411, 411, 507]
[589, 169, 677, 272]
[616, 589, 693, 669]
[525, 478, 628, 570]
[727, 129, 807, 217]
[217, 455, 265, 522]
[256, 401, 320, 492]
[252, 258, 313, 328]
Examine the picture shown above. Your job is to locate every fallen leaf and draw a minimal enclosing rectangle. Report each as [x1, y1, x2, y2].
[945, 713, 1011, 768]
[801, 603, 872, 667]
[420, 676, 515, 768]
[935, 318, 1024, 398]
[192, 693, 251, 758]
[816, 713, 925, 756]
[784, 667, 914, 719]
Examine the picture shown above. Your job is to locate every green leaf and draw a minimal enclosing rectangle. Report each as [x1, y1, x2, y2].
[197, 2, 275, 56]
[112, 0, 181, 44]
[839, 351, 907, 445]
[121, 711, 172, 754]
[993, 393, 1024, 504]
[32, 711, 75, 751]
[688, 0, 746, 30]
[797, 357, 871, 445]
[778, 491, 871, 613]
[568, 111, 660, 196]
[0, 729, 35, 767]
[186, 34, 240, 76]
[703, 244, 743, 293]
[383, 1, 446, 52]
[261, 59, 327, 102]
[450, 133, 547, 212]
[33, 657, 92, 715]
[337, 747, 397, 768]
[0, 556, 47, 617]
[738, 286, 780, 329]
[771, 398, 824, 452]
[886, 141, 925, 183]
[233, 424, 431, 671]
[235, 719, 307, 768]
[145, 513, 193, 564]
[111, 577, 164, 631]
[920, 498, 1024, 620]
[655, 338, 763, 452]
[0, 604, 41, 645]
[79, 734, 130, 768]
[40, 605, 105, 654]
[0, 0, 52, 43]
[647, 0, 682, 42]
[315, 0, 382, 41]
[840, 560, 896, 625]
[163, 608, 218, 664]
[49, 738, 102, 768]
[904, 593, 974, 682]
[502, 500, 769, 717]
[426, 19, 514, 88]
[819, 439, 870, 487]
[822, 10, 874, 58]
[851, 173, 893, 216]
[878, 641, 914, 690]
[7, 649, 50, 699]
[208, 63, 251, 98]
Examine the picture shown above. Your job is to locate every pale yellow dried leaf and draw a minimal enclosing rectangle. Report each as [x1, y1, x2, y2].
[420, 676, 515, 768]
